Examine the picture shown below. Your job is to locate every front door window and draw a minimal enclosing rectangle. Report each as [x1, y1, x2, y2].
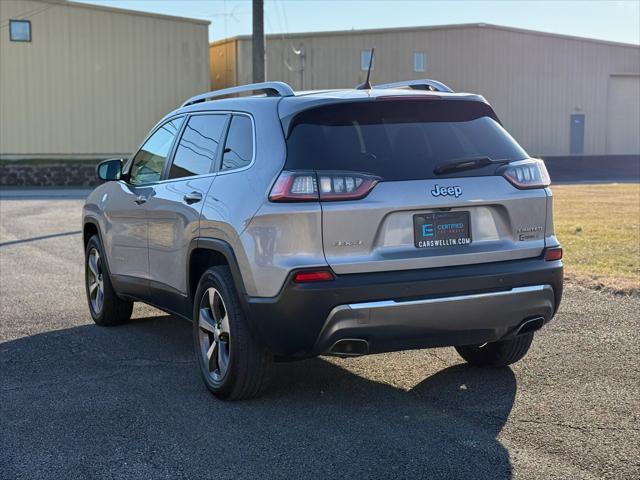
[129, 117, 184, 185]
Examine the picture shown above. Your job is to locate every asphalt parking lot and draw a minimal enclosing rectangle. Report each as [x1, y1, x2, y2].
[1, 195, 638, 480]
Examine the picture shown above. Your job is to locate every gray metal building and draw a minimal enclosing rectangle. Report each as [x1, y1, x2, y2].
[211, 23, 640, 156]
[0, 0, 210, 160]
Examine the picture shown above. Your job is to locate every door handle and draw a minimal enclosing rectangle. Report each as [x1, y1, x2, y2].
[183, 192, 203, 204]
[134, 195, 147, 205]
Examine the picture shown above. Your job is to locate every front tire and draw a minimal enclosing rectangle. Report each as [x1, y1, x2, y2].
[193, 266, 271, 400]
[84, 234, 133, 326]
[455, 332, 534, 367]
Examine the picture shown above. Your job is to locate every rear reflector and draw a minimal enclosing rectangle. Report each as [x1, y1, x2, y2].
[293, 270, 334, 283]
[544, 247, 563, 261]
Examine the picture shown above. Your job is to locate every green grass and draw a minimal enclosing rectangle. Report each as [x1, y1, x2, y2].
[553, 183, 640, 293]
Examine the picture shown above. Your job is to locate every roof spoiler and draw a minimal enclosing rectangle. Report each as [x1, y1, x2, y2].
[373, 79, 454, 93]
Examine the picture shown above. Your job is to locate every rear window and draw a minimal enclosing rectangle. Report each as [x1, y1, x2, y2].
[285, 100, 528, 181]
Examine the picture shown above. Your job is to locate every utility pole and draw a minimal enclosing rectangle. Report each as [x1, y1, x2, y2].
[298, 44, 305, 90]
[252, 0, 265, 83]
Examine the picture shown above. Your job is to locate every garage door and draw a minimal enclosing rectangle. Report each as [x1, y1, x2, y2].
[607, 75, 640, 154]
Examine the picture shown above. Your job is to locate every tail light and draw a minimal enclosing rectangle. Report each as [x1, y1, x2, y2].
[544, 246, 563, 261]
[500, 159, 551, 189]
[269, 171, 318, 202]
[269, 171, 380, 202]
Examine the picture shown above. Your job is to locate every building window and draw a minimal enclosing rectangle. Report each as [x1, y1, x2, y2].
[9, 20, 31, 42]
[414, 52, 425, 72]
[360, 50, 374, 71]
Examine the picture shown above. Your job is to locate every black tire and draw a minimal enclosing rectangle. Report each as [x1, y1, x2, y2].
[84, 234, 133, 326]
[193, 266, 271, 400]
[455, 332, 534, 367]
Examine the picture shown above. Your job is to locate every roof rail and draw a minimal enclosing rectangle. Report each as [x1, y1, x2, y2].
[373, 79, 454, 93]
[182, 81, 295, 107]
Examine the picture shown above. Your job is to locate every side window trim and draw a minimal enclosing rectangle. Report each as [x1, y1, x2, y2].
[161, 112, 231, 182]
[160, 116, 189, 180]
[123, 111, 255, 183]
[216, 112, 257, 175]
[124, 115, 185, 184]
[215, 115, 233, 173]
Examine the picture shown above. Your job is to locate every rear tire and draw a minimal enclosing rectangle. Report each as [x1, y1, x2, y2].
[84, 234, 133, 326]
[455, 332, 534, 367]
[193, 266, 271, 400]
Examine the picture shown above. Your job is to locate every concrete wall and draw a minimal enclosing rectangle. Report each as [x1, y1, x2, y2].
[0, 161, 100, 186]
[211, 24, 640, 156]
[0, 0, 210, 159]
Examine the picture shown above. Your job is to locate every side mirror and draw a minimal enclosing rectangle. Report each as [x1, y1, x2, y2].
[97, 158, 123, 182]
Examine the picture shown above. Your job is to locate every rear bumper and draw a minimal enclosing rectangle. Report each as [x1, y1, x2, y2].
[320, 285, 553, 355]
[245, 257, 563, 358]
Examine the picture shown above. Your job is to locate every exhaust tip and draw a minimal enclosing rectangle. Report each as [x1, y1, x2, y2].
[328, 339, 369, 357]
[516, 316, 545, 335]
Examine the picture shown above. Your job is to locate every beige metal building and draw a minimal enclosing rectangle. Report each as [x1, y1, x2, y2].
[0, 0, 210, 159]
[211, 23, 640, 156]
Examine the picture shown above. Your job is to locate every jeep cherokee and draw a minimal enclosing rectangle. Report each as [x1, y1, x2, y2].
[83, 80, 563, 400]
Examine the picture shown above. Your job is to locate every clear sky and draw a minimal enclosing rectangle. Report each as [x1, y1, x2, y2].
[75, 0, 640, 45]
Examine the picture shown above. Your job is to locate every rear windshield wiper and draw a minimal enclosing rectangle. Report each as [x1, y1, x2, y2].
[433, 156, 509, 175]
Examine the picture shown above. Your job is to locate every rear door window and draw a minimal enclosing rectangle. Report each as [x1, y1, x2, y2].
[285, 100, 528, 181]
[221, 115, 254, 171]
[169, 114, 228, 179]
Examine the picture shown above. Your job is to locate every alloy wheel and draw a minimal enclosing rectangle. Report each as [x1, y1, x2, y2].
[87, 247, 104, 314]
[198, 288, 231, 382]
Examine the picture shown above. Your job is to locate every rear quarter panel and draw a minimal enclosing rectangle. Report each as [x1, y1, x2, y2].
[199, 103, 308, 297]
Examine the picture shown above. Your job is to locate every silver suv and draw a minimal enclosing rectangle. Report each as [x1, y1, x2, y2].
[83, 80, 563, 400]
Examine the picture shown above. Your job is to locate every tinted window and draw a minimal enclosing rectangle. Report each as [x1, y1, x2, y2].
[285, 100, 528, 181]
[129, 117, 183, 185]
[221, 115, 253, 171]
[169, 114, 227, 179]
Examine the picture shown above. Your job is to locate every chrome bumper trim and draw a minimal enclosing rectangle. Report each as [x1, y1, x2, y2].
[340, 285, 548, 311]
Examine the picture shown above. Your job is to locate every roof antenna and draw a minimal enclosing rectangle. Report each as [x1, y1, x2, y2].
[356, 48, 374, 90]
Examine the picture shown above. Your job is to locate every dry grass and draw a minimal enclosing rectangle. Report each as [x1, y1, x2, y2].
[553, 183, 640, 294]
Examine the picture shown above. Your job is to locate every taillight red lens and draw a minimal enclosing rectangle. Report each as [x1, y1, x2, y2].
[293, 270, 334, 283]
[269, 171, 318, 202]
[544, 247, 563, 261]
[269, 171, 380, 202]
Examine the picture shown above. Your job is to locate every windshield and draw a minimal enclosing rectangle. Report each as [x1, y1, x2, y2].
[285, 100, 528, 181]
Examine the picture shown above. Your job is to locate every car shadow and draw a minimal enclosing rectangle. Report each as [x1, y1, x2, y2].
[0, 230, 82, 247]
[1, 314, 516, 479]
